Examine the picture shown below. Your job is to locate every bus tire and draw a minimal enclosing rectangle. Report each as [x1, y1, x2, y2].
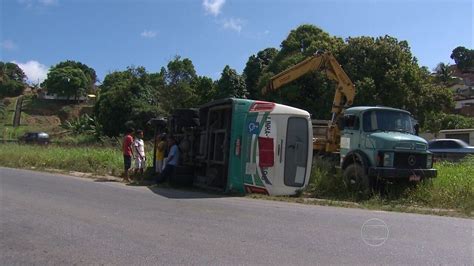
[343, 163, 371, 197]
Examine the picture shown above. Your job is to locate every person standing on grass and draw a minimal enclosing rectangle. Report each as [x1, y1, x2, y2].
[156, 136, 179, 183]
[122, 128, 134, 182]
[133, 129, 146, 177]
[155, 134, 166, 174]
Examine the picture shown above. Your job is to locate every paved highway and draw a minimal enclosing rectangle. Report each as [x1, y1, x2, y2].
[0, 167, 472, 265]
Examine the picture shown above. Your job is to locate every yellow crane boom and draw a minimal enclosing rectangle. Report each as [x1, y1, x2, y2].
[262, 51, 356, 153]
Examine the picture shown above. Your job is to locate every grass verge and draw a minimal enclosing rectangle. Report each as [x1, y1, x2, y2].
[0, 143, 123, 176]
[252, 156, 473, 218]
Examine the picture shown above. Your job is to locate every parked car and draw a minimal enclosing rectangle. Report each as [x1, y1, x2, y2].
[19, 132, 50, 145]
[428, 139, 474, 162]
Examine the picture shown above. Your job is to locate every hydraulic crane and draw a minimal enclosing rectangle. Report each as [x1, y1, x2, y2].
[262, 51, 356, 153]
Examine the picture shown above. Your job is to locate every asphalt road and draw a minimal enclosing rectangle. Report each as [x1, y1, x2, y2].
[1, 167, 472, 265]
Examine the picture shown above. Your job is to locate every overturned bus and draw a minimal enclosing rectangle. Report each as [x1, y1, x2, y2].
[161, 98, 313, 196]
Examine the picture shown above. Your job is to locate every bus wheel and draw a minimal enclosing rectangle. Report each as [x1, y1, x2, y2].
[343, 164, 370, 197]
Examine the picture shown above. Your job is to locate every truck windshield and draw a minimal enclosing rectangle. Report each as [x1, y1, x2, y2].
[363, 110, 415, 134]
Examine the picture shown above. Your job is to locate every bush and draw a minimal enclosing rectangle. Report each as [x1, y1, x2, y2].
[423, 112, 474, 132]
[0, 79, 25, 97]
[58, 106, 73, 121]
[305, 156, 351, 199]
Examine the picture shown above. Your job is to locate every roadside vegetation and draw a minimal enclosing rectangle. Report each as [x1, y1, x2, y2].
[0, 143, 123, 176]
[0, 142, 150, 177]
[303, 156, 474, 216]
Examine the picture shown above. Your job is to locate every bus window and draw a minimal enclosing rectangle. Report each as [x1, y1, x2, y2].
[284, 117, 309, 187]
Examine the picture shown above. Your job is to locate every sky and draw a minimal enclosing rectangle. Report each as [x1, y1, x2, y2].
[1, 0, 473, 84]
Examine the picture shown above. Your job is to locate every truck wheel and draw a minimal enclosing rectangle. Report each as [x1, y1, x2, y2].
[343, 164, 371, 197]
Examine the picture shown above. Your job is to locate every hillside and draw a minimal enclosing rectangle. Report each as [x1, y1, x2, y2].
[1, 95, 93, 140]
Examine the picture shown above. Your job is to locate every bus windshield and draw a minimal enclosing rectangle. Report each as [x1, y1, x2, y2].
[363, 110, 415, 134]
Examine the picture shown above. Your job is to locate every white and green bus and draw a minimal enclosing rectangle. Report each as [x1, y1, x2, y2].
[166, 98, 312, 196]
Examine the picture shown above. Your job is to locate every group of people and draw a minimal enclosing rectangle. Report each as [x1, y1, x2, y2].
[122, 128, 179, 184]
[122, 128, 146, 182]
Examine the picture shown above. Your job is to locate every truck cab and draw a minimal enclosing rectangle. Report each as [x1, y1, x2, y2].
[339, 106, 437, 193]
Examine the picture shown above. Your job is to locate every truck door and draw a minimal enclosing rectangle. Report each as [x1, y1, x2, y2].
[340, 114, 361, 157]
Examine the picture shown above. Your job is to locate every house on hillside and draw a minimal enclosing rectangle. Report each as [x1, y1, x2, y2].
[450, 67, 474, 117]
[37, 88, 93, 102]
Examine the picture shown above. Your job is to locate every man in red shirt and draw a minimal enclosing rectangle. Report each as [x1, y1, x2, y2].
[122, 128, 134, 182]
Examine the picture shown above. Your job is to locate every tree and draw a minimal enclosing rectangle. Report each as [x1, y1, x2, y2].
[157, 56, 201, 114]
[243, 48, 278, 99]
[338, 35, 454, 125]
[192, 76, 217, 105]
[216, 65, 247, 99]
[255, 25, 454, 124]
[95, 82, 136, 136]
[450, 46, 474, 72]
[269, 24, 345, 73]
[433, 62, 455, 86]
[423, 112, 474, 133]
[257, 25, 346, 119]
[0, 62, 27, 97]
[41, 66, 89, 100]
[54, 60, 97, 91]
[94, 66, 162, 136]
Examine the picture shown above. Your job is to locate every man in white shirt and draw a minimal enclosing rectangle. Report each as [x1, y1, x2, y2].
[156, 136, 179, 183]
[133, 130, 146, 176]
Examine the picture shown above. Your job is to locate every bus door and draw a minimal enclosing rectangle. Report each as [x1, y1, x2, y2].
[283, 116, 310, 188]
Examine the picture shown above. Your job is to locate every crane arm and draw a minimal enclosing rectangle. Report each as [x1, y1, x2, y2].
[262, 52, 355, 114]
[262, 52, 356, 153]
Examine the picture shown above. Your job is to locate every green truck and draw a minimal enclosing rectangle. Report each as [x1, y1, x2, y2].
[338, 106, 436, 194]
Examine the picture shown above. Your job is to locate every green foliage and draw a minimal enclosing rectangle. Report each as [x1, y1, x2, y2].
[305, 156, 474, 214]
[42, 66, 89, 100]
[406, 157, 474, 214]
[157, 56, 205, 114]
[433, 62, 456, 86]
[193, 76, 217, 105]
[306, 157, 350, 199]
[275, 24, 345, 68]
[95, 66, 162, 136]
[0, 62, 26, 83]
[0, 78, 25, 98]
[423, 112, 474, 133]
[243, 48, 278, 99]
[54, 60, 97, 91]
[216, 65, 247, 99]
[253, 25, 346, 118]
[0, 142, 156, 177]
[0, 62, 27, 97]
[61, 113, 102, 137]
[247, 26, 453, 124]
[339, 35, 438, 117]
[0, 143, 122, 176]
[450, 46, 474, 72]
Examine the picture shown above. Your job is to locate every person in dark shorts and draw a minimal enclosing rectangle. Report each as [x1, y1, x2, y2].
[122, 128, 134, 182]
